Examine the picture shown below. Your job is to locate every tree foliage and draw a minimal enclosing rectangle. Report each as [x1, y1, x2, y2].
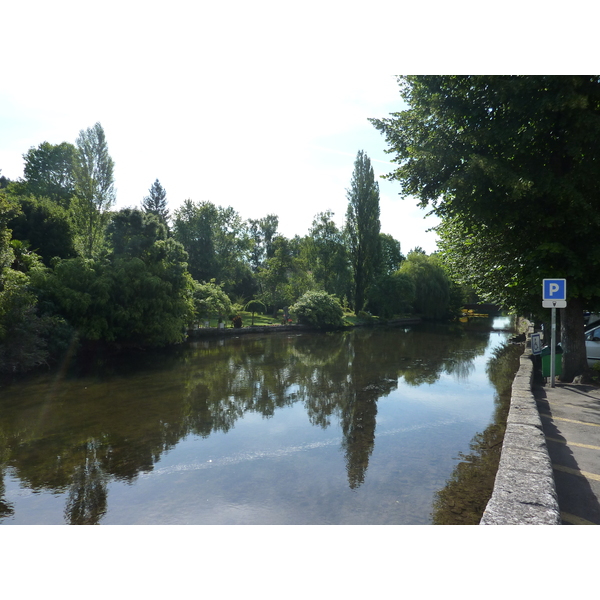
[371, 75, 600, 380]
[306, 210, 351, 299]
[291, 290, 344, 329]
[192, 280, 232, 322]
[398, 252, 455, 320]
[248, 214, 279, 272]
[173, 199, 253, 297]
[244, 299, 266, 325]
[8, 194, 76, 265]
[72, 122, 116, 258]
[20, 141, 77, 207]
[40, 209, 193, 346]
[345, 150, 381, 312]
[142, 179, 170, 230]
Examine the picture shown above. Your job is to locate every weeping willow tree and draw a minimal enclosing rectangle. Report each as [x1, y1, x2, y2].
[398, 251, 453, 320]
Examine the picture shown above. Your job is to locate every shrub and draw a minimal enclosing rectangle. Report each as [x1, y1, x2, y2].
[291, 290, 344, 329]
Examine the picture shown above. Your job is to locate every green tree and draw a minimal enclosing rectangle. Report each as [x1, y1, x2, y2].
[366, 270, 415, 319]
[244, 299, 266, 325]
[248, 214, 279, 272]
[141, 179, 170, 230]
[173, 199, 217, 282]
[371, 75, 600, 381]
[0, 195, 72, 374]
[345, 150, 381, 312]
[20, 141, 77, 207]
[192, 280, 232, 324]
[291, 290, 344, 329]
[0, 169, 11, 189]
[41, 209, 193, 346]
[378, 233, 404, 276]
[399, 252, 454, 320]
[173, 200, 253, 297]
[71, 122, 116, 258]
[8, 195, 76, 265]
[256, 235, 296, 313]
[306, 210, 352, 299]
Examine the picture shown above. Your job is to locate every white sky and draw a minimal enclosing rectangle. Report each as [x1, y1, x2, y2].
[0, 3, 592, 257]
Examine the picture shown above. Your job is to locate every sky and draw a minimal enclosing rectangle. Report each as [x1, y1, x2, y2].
[1, 3, 592, 258]
[0, 2, 446, 255]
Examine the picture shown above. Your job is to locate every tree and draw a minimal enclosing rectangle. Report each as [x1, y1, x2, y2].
[0, 194, 72, 373]
[399, 252, 454, 320]
[378, 233, 404, 275]
[371, 76, 600, 381]
[306, 210, 352, 299]
[142, 179, 170, 230]
[244, 299, 266, 326]
[248, 214, 279, 272]
[71, 122, 116, 258]
[367, 270, 415, 319]
[41, 209, 194, 346]
[192, 280, 232, 324]
[20, 141, 77, 207]
[0, 170, 11, 189]
[173, 200, 253, 297]
[345, 150, 381, 313]
[291, 290, 345, 329]
[8, 195, 76, 265]
[255, 235, 296, 314]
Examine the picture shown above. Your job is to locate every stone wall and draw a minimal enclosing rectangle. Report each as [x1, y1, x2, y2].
[480, 346, 561, 524]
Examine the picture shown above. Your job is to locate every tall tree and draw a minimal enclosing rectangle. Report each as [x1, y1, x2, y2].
[141, 179, 169, 229]
[344, 150, 381, 312]
[21, 141, 77, 207]
[248, 214, 279, 272]
[370, 75, 600, 380]
[71, 122, 116, 258]
[172, 200, 253, 297]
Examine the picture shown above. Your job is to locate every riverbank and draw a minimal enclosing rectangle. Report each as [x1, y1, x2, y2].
[186, 317, 423, 338]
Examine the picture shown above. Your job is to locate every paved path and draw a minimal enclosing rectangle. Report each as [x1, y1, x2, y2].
[534, 380, 600, 525]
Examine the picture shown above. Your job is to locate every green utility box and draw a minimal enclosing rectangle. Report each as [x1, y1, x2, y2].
[541, 345, 563, 377]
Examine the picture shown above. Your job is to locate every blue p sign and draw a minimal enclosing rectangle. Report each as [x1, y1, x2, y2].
[543, 279, 566, 301]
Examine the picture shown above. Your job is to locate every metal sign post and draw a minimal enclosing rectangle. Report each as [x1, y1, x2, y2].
[550, 307, 557, 386]
[542, 279, 567, 388]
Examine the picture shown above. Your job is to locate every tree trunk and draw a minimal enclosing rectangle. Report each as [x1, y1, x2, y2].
[560, 297, 588, 382]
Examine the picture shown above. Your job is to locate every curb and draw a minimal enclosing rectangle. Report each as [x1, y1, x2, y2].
[480, 346, 561, 525]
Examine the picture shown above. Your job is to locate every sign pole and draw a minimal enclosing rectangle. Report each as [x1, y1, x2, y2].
[550, 307, 556, 387]
[542, 279, 566, 388]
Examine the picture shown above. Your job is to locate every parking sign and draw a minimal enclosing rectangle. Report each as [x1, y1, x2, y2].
[542, 279, 567, 308]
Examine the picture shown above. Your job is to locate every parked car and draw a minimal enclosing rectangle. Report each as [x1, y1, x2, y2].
[585, 324, 600, 367]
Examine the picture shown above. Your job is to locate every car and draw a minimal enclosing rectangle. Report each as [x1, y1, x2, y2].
[585, 324, 600, 367]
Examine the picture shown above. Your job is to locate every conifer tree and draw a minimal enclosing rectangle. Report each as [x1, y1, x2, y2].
[142, 179, 170, 230]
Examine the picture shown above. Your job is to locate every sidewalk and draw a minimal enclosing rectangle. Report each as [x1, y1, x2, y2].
[533, 379, 600, 525]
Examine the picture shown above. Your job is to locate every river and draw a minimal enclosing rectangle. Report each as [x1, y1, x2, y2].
[0, 316, 519, 524]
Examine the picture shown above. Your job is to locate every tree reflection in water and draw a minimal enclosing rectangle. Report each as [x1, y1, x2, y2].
[431, 341, 523, 524]
[0, 320, 506, 524]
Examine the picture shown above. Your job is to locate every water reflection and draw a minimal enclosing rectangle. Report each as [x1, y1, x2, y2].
[431, 341, 522, 524]
[0, 319, 507, 524]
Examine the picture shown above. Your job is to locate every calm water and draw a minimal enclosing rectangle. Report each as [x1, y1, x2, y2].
[0, 317, 515, 525]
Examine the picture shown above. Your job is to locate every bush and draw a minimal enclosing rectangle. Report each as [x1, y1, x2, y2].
[291, 290, 344, 329]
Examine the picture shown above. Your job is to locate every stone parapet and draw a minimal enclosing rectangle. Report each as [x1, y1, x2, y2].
[480, 347, 561, 525]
